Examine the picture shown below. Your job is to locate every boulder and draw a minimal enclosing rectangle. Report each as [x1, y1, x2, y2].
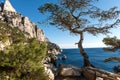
[96, 77, 103, 80]
[82, 67, 96, 80]
[61, 54, 67, 60]
[58, 65, 82, 77]
[44, 63, 57, 80]
[82, 67, 120, 80]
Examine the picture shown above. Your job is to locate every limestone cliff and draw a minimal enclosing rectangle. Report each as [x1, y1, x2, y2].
[3, 0, 16, 12]
[0, 0, 46, 42]
[0, 0, 61, 53]
[0, 1, 61, 80]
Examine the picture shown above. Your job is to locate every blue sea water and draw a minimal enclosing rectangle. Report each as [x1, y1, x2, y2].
[56, 48, 120, 72]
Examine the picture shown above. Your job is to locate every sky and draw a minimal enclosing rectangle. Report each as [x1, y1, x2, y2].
[1, 0, 120, 48]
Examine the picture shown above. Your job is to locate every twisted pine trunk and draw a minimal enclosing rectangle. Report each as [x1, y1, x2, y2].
[78, 33, 92, 67]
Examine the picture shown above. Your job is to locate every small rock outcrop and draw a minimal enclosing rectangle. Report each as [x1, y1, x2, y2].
[61, 54, 67, 60]
[58, 65, 82, 77]
[47, 42, 61, 55]
[55, 65, 87, 80]
[83, 67, 120, 80]
[44, 63, 57, 80]
[43, 42, 61, 80]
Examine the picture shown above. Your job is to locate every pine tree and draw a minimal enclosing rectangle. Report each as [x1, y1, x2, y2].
[39, 0, 120, 67]
[103, 37, 120, 73]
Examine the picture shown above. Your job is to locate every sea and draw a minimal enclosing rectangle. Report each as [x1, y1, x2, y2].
[56, 48, 120, 72]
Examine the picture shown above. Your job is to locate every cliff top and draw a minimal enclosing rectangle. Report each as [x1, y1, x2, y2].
[3, 0, 16, 12]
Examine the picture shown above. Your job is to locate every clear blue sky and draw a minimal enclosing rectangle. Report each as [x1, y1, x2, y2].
[2, 0, 120, 48]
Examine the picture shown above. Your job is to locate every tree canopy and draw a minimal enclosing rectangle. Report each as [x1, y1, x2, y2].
[39, 0, 120, 35]
[39, 0, 120, 67]
[103, 36, 120, 52]
[103, 37, 120, 73]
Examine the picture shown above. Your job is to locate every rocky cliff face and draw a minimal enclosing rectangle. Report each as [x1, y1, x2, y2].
[0, 0, 61, 53]
[0, 0, 46, 42]
[0, 1, 62, 79]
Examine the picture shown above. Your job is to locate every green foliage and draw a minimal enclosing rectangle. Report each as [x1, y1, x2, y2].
[0, 21, 48, 80]
[103, 37, 120, 73]
[0, 34, 9, 43]
[103, 36, 120, 52]
[103, 37, 120, 46]
[0, 38, 48, 80]
[0, 21, 26, 44]
[113, 65, 120, 73]
[104, 57, 120, 62]
[104, 57, 120, 73]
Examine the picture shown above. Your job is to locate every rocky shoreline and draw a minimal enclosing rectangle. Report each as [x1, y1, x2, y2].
[43, 53, 120, 80]
[43, 58, 86, 80]
[1, 0, 120, 80]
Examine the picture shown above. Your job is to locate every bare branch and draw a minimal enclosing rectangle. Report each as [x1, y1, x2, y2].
[83, 19, 120, 35]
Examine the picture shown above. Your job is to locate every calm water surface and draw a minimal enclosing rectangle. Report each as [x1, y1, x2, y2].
[57, 48, 120, 72]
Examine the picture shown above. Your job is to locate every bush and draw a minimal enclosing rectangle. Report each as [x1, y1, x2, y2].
[0, 38, 48, 80]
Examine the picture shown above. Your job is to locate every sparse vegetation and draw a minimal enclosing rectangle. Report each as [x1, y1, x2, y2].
[103, 37, 120, 73]
[0, 21, 49, 80]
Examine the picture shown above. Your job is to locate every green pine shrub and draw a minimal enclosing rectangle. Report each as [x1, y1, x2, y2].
[0, 21, 49, 80]
[0, 38, 48, 80]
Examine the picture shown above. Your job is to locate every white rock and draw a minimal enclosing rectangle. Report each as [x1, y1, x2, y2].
[96, 77, 103, 80]
[117, 77, 120, 80]
[3, 0, 16, 12]
[59, 65, 82, 77]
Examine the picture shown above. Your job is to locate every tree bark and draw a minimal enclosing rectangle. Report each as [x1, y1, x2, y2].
[78, 33, 92, 67]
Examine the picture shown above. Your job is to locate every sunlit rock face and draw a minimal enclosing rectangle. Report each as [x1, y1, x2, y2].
[0, 0, 62, 54]
[0, 0, 46, 42]
[3, 0, 16, 12]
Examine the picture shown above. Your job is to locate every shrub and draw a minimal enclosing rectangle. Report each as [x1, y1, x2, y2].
[0, 38, 48, 80]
